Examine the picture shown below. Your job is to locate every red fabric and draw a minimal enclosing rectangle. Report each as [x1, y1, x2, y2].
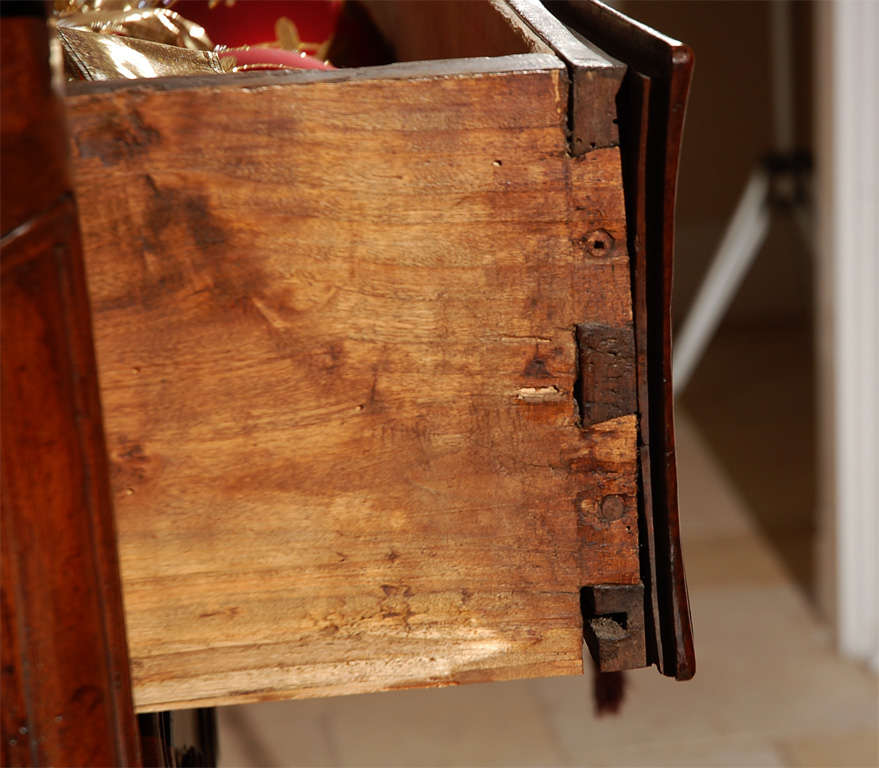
[174, 1, 342, 49]
[219, 47, 332, 70]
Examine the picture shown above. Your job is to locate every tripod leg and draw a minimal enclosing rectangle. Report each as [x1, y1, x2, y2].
[673, 169, 771, 393]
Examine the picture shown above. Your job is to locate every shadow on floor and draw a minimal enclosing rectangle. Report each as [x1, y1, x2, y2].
[679, 321, 816, 599]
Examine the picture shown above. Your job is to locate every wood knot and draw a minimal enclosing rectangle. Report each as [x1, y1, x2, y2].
[599, 494, 626, 522]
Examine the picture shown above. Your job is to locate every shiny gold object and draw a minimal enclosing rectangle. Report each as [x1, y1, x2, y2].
[54, 1, 173, 14]
[53, 0, 334, 81]
[54, 0, 223, 80]
[58, 26, 224, 80]
[57, 8, 214, 51]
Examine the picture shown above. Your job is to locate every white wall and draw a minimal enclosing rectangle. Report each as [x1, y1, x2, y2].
[815, 0, 879, 671]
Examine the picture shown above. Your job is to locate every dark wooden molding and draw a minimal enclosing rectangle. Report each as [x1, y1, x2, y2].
[504, 0, 695, 679]
[615, 69, 669, 673]
[1, 11, 142, 767]
[505, 0, 626, 155]
[550, 0, 696, 681]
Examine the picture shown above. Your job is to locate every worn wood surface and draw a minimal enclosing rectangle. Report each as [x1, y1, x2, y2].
[65, 56, 641, 711]
[576, 322, 637, 427]
[1, 10, 141, 765]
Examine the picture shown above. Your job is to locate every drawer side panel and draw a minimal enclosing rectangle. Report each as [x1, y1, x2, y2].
[66, 67, 639, 710]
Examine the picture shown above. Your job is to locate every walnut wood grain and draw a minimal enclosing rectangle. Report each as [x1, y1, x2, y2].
[0, 9, 68, 237]
[1, 10, 140, 764]
[65, 56, 643, 710]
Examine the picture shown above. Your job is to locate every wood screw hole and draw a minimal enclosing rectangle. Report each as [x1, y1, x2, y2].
[584, 229, 615, 258]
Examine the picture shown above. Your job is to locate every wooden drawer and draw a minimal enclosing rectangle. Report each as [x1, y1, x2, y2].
[61, 0, 694, 712]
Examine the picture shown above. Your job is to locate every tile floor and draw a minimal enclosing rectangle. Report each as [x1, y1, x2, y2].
[215, 404, 878, 767]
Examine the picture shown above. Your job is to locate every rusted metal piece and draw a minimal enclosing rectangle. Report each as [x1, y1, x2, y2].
[581, 583, 647, 672]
